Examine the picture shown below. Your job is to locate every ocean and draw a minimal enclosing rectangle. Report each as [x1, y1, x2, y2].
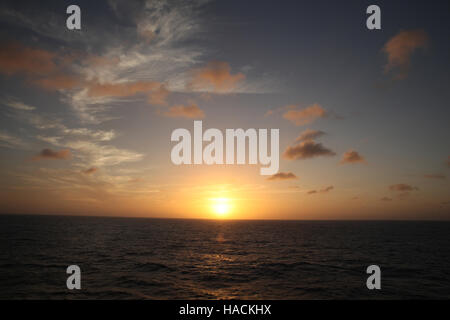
[0, 215, 449, 299]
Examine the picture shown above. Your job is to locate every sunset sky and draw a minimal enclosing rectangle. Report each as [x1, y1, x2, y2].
[0, 0, 449, 220]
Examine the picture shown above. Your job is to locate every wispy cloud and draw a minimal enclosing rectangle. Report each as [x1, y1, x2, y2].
[2, 97, 36, 111]
[0, 131, 29, 149]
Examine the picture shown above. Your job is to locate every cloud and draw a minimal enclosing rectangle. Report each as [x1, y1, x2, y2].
[389, 184, 419, 192]
[446, 156, 450, 168]
[32, 148, 72, 160]
[164, 103, 205, 119]
[383, 29, 429, 79]
[188, 61, 245, 93]
[87, 81, 169, 105]
[424, 174, 446, 180]
[0, 131, 29, 149]
[283, 140, 336, 160]
[3, 97, 35, 111]
[340, 150, 367, 164]
[0, 41, 57, 76]
[65, 140, 143, 167]
[267, 172, 298, 181]
[283, 103, 327, 126]
[295, 129, 326, 142]
[82, 167, 98, 175]
[380, 197, 392, 201]
[307, 186, 334, 195]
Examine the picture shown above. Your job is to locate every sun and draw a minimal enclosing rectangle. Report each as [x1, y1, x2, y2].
[210, 197, 232, 217]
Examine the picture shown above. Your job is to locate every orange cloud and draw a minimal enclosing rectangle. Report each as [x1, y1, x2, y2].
[32, 74, 81, 91]
[87, 81, 169, 105]
[307, 186, 334, 195]
[381, 197, 392, 201]
[82, 167, 98, 175]
[296, 129, 326, 142]
[340, 150, 366, 164]
[283, 103, 327, 126]
[0, 42, 57, 76]
[267, 172, 298, 181]
[32, 148, 72, 161]
[189, 61, 245, 93]
[383, 29, 429, 79]
[164, 103, 205, 119]
[283, 140, 335, 160]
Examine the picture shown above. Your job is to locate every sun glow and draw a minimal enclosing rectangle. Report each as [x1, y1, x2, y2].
[210, 197, 232, 217]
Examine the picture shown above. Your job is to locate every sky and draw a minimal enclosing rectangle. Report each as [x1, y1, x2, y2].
[0, 0, 449, 220]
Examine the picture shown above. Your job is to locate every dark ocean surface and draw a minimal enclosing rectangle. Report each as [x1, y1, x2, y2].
[0, 215, 449, 299]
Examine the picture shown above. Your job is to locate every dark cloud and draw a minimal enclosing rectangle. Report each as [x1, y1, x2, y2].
[307, 185, 334, 195]
[389, 184, 419, 192]
[32, 148, 72, 160]
[82, 167, 98, 175]
[283, 140, 336, 160]
[267, 172, 298, 181]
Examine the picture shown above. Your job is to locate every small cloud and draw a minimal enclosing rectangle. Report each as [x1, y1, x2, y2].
[424, 174, 446, 180]
[188, 61, 245, 93]
[389, 184, 419, 192]
[82, 167, 98, 175]
[32, 148, 72, 160]
[381, 197, 393, 201]
[383, 29, 429, 79]
[283, 140, 336, 160]
[3, 98, 35, 111]
[295, 129, 326, 142]
[164, 103, 205, 119]
[340, 150, 367, 164]
[267, 172, 298, 181]
[307, 185, 334, 195]
[282, 103, 327, 126]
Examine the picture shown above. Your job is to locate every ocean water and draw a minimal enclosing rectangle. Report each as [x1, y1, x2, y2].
[0, 214, 449, 299]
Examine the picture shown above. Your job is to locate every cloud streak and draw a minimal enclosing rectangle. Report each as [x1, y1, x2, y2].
[32, 148, 72, 160]
[267, 172, 298, 181]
